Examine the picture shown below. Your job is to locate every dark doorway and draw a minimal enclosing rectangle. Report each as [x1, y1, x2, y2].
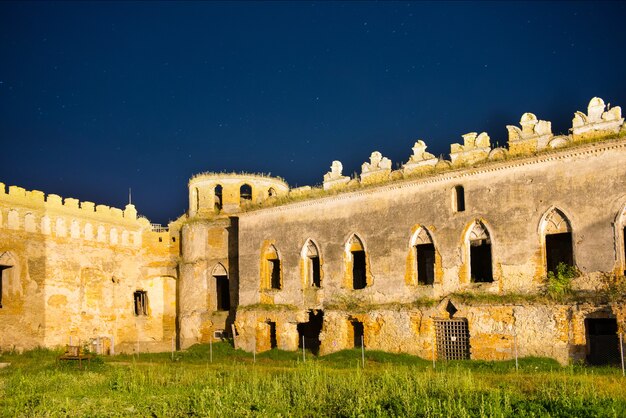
[268, 321, 277, 349]
[310, 256, 321, 287]
[352, 320, 364, 348]
[585, 318, 620, 365]
[416, 243, 435, 285]
[352, 250, 366, 289]
[297, 310, 324, 355]
[270, 259, 281, 289]
[546, 232, 573, 274]
[470, 239, 493, 282]
[214, 275, 230, 311]
[0, 266, 8, 308]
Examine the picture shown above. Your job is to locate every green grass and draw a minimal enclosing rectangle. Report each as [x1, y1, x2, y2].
[1, 344, 625, 417]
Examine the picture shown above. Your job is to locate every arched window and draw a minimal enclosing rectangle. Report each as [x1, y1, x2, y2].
[268, 187, 276, 198]
[212, 263, 230, 311]
[240, 184, 252, 205]
[346, 235, 368, 289]
[262, 245, 281, 290]
[411, 227, 435, 285]
[467, 221, 493, 282]
[541, 208, 573, 274]
[214, 185, 223, 211]
[452, 185, 465, 212]
[302, 240, 321, 287]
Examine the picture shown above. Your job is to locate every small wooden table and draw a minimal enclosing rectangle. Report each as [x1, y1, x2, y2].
[59, 345, 92, 369]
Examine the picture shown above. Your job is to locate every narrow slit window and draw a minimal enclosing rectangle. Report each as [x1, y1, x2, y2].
[0, 266, 7, 308]
[352, 250, 366, 289]
[133, 290, 148, 316]
[268, 321, 277, 349]
[214, 185, 223, 210]
[454, 186, 465, 212]
[270, 259, 281, 289]
[310, 256, 321, 287]
[215, 275, 230, 311]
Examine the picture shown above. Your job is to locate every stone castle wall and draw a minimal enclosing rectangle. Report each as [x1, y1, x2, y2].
[2, 96, 625, 364]
[0, 185, 180, 352]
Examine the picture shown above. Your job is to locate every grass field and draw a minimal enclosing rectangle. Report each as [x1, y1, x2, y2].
[1, 343, 625, 417]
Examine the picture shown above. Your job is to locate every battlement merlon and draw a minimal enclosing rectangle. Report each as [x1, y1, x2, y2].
[571, 97, 624, 141]
[0, 183, 145, 227]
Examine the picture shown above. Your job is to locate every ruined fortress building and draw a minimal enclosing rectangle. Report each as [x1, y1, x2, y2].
[1, 97, 626, 365]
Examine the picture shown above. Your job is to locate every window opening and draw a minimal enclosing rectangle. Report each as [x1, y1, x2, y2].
[133, 290, 148, 316]
[268, 321, 277, 349]
[351, 320, 364, 348]
[454, 186, 465, 212]
[435, 319, 470, 360]
[268, 187, 276, 197]
[543, 209, 573, 274]
[468, 222, 493, 282]
[240, 184, 252, 204]
[214, 185, 223, 210]
[297, 310, 324, 355]
[0, 266, 9, 308]
[270, 259, 281, 289]
[585, 318, 620, 365]
[352, 251, 366, 289]
[311, 256, 321, 287]
[415, 243, 435, 285]
[214, 275, 230, 311]
[304, 241, 321, 287]
[546, 233, 573, 274]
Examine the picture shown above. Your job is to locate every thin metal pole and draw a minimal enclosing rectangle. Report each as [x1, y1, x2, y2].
[361, 335, 365, 368]
[619, 332, 626, 376]
[210, 336, 213, 363]
[432, 331, 436, 369]
[302, 336, 306, 363]
[514, 332, 519, 372]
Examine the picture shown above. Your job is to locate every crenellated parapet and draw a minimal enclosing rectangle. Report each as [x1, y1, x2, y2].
[450, 132, 491, 166]
[571, 97, 623, 141]
[323, 161, 350, 190]
[401, 140, 438, 176]
[507, 113, 553, 156]
[0, 182, 150, 247]
[360, 151, 392, 184]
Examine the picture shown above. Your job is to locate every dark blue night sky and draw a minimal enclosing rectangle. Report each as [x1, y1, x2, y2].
[1, 1, 625, 224]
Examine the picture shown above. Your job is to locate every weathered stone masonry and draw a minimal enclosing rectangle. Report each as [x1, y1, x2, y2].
[2, 97, 625, 364]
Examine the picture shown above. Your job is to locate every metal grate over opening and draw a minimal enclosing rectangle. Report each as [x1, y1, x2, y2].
[435, 318, 470, 360]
